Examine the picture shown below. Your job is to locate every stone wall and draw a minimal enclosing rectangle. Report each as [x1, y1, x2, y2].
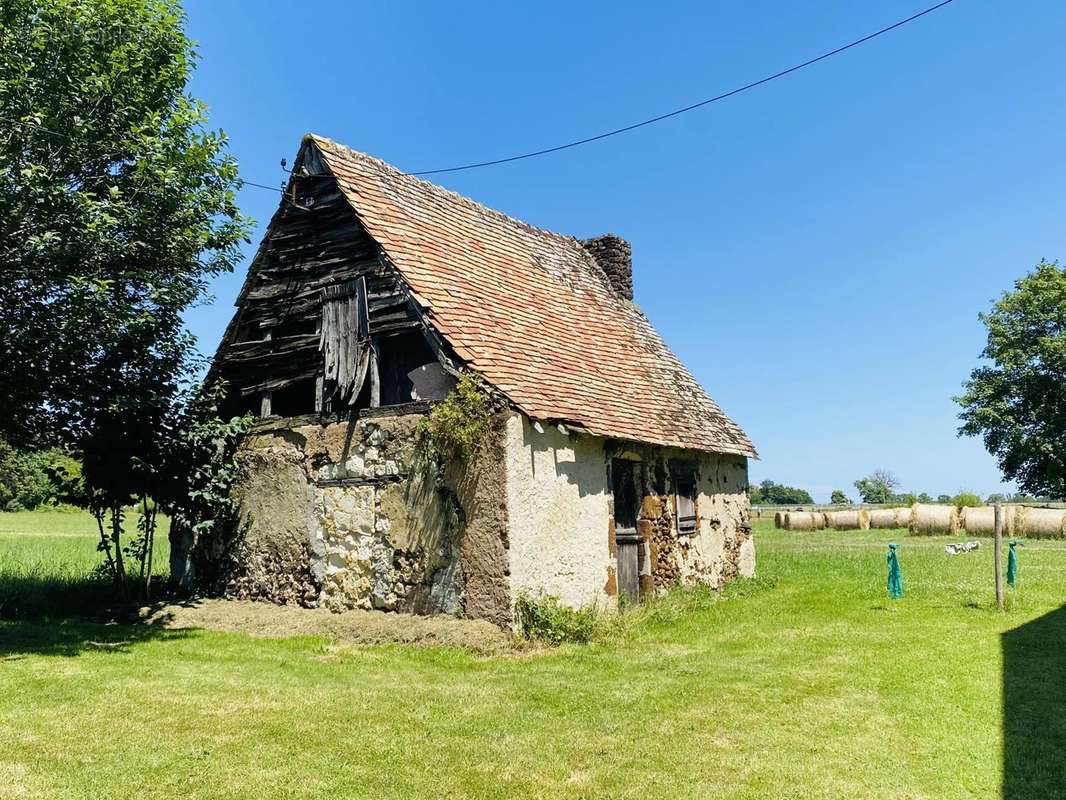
[174, 405, 751, 626]
[188, 405, 510, 620]
[604, 443, 753, 603]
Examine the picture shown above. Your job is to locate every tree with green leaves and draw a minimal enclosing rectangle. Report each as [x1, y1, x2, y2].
[0, 0, 249, 446]
[750, 479, 814, 505]
[957, 260, 1066, 499]
[0, 0, 251, 599]
[854, 469, 900, 504]
[830, 489, 850, 505]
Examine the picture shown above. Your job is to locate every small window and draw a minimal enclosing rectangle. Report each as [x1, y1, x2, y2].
[674, 469, 697, 534]
[611, 459, 640, 534]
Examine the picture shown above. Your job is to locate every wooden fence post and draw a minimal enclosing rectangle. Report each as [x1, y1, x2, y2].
[994, 503, 1004, 611]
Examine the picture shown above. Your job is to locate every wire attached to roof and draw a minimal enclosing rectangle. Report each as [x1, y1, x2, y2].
[407, 0, 955, 175]
[0, 1, 956, 188]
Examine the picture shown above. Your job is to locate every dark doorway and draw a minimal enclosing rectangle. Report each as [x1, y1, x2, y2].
[1002, 604, 1066, 799]
[611, 459, 641, 604]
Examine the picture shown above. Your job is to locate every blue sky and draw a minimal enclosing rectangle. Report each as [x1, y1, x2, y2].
[181, 1, 1065, 502]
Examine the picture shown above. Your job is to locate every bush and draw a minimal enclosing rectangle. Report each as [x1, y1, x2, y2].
[515, 594, 600, 645]
[417, 374, 492, 466]
[0, 442, 55, 511]
[952, 491, 983, 508]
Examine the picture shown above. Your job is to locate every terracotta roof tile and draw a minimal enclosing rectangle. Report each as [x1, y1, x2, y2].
[308, 134, 756, 458]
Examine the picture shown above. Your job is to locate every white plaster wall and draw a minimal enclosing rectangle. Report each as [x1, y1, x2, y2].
[693, 453, 753, 584]
[503, 412, 612, 609]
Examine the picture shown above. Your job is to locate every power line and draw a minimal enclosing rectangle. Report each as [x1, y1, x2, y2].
[408, 0, 956, 176]
[1, 0, 956, 188]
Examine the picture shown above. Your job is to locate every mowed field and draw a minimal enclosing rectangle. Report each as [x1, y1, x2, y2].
[1, 513, 1064, 799]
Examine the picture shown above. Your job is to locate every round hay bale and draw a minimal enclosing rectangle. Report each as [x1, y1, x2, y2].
[829, 509, 869, 531]
[1018, 507, 1066, 539]
[783, 511, 826, 531]
[909, 503, 959, 535]
[960, 506, 1017, 536]
[868, 509, 901, 529]
[894, 507, 912, 528]
[774, 511, 784, 529]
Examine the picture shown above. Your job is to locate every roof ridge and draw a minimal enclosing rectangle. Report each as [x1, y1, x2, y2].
[305, 133, 592, 251]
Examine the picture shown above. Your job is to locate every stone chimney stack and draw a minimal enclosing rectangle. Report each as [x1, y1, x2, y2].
[580, 234, 633, 301]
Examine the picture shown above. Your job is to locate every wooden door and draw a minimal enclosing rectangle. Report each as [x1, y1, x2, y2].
[612, 458, 641, 604]
[616, 534, 640, 605]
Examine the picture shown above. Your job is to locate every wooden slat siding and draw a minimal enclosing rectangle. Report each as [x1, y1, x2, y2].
[214, 167, 422, 402]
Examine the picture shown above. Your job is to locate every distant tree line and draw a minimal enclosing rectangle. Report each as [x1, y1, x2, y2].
[749, 480, 814, 506]
[751, 469, 1049, 507]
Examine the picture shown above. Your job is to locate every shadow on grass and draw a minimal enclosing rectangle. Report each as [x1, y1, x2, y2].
[0, 617, 191, 658]
[1003, 604, 1066, 799]
[0, 573, 189, 658]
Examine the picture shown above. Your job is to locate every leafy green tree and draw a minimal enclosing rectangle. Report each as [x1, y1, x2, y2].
[957, 261, 1066, 499]
[937, 494, 952, 504]
[0, 440, 53, 510]
[985, 492, 1008, 504]
[853, 470, 900, 504]
[0, 0, 249, 446]
[750, 479, 813, 505]
[830, 489, 850, 505]
[917, 493, 934, 504]
[951, 491, 982, 508]
[892, 492, 918, 507]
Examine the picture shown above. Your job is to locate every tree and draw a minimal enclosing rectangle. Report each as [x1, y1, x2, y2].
[749, 479, 813, 505]
[951, 491, 982, 508]
[917, 493, 934, 504]
[0, 0, 249, 446]
[986, 493, 1008, 504]
[830, 489, 850, 505]
[957, 261, 1066, 499]
[853, 470, 900, 504]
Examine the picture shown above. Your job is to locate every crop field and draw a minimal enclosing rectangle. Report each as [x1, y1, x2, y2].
[0, 512, 1063, 799]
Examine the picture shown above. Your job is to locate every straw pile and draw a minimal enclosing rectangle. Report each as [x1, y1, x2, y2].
[828, 509, 869, 531]
[868, 509, 908, 529]
[909, 503, 960, 535]
[774, 511, 784, 530]
[1017, 507, 1066, 538]
[894, 507, 912, 528]
[784, 511, 827, 531]
[959, 505, 1017, 536]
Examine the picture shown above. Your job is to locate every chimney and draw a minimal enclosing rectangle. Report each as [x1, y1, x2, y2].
[580, 234, 633, 301]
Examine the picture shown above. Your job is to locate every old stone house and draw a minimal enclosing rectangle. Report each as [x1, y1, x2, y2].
[176, 134, 757, 628]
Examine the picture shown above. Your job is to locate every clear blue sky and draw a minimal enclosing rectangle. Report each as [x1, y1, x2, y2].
[181, 0, 1065, 502]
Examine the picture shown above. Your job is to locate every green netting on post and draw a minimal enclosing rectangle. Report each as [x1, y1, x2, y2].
[887, 543, 903, 599]
[1007, 539, 1020, 588]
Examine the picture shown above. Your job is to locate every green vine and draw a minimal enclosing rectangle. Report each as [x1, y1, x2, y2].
[417, 373, 493, 466]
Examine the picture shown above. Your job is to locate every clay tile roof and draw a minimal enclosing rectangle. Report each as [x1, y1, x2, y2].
[307, 134, 756, 458]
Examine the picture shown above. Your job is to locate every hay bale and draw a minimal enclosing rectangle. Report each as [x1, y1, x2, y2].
[960, 506, 1017, 536]
[783, 511, 827, 531]
[894, 507, 912, 528]
[909, 503, 960, 535]
[774, 511, 784, 529]
[1018, 507, 1066, 539]
[868, 509, 903, 529]
[828, 509, 869, 531]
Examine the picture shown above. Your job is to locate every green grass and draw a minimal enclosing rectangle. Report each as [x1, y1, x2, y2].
[1, 515, 1064, 799]
[0, 509, 169, 618]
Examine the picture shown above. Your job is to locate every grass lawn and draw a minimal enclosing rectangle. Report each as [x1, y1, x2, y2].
[1, 514, 1064, 799]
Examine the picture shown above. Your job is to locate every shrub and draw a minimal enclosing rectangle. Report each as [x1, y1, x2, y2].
[0, 442, 55, 511]
[515, 594, 600, 645]
[952, 491, 983, 508]
[417, 374, 493, 465]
